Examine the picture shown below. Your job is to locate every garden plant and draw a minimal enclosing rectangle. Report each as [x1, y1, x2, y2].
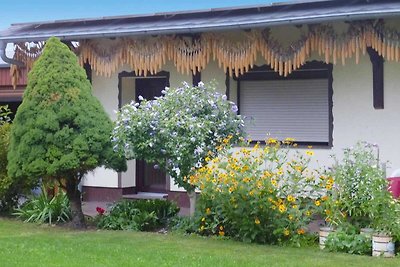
[112, 81, 245, 215]
[7, 37, 126, 228]
[322, 142, 400, 255]
[14, 186, 71, 224]
[190, 138, 331, 245]
[97, 199, 179, 231]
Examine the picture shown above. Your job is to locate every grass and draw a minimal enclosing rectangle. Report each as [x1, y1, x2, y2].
[0, 218, 399, 267]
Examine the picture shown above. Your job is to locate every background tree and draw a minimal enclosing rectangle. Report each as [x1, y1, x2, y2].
[112, 81, 245, 215]
[0, 106, 30, 213]
[7, 37, 126, 228]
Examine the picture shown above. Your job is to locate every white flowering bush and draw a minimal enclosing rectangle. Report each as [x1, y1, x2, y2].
[112, 81, 245, 193]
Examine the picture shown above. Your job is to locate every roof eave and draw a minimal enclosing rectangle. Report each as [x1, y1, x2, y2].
[1, 9, 400, 43]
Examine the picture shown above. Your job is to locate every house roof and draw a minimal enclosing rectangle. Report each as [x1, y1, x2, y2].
[1, 0, 400, 43]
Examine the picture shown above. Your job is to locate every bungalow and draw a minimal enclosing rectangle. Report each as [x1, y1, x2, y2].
[1, 0, 400, 207]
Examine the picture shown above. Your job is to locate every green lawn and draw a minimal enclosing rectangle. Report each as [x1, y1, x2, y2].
[0, 218, 399, 267]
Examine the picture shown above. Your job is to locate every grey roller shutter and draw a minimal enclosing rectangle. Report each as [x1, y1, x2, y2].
[240, 79, 329, 143]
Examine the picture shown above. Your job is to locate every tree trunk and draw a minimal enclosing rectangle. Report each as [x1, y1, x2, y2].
[188, 190, 196, 217]
[66, 179, 86, 229]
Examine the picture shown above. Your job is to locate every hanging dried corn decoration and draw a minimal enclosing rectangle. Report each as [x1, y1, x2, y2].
[170, 34, 210, 76]
[13, 42, 44, 70]
[125, 37, 168, 76]
[212, 32, 258, 77]
[10, 42, 44, 88]
[78, 39, 125, 77]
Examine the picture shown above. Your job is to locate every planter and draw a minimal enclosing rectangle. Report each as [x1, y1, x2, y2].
[372, 234, 395, 257]
[319, 227, 335, 250]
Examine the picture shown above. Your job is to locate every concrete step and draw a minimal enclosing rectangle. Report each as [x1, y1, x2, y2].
[123, 192, 168, 200]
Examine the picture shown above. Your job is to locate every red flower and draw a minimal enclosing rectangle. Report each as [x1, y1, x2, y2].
[96, 207, 105, 215]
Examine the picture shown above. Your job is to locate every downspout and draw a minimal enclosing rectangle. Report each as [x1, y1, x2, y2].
[0, 41, 24, 66]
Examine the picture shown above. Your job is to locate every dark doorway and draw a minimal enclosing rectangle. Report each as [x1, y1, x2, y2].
[135, 77, 168, 193]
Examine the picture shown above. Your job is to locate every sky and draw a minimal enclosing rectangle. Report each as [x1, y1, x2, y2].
[0, 0, 291, 62]
[0, 0, 288, 30]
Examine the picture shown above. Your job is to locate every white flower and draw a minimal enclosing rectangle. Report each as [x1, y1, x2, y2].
[138, 95, 144, 101]
[231, 104, 238, 113]
[172, 167, 181, 176]
[195, 146, 204, 154]
[190, 137, 196, 142]
[198, 81, 205, 87]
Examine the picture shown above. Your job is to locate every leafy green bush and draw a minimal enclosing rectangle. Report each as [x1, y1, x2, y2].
[190, 139, 330, 245]
[324, 142, 400, 239]
[325, 226, 372, 255]
[97, 199, 179, 231]
[324, 142, 386, 228]
[112, 81, 245, 205]
[0, 106, 35, 213]
[14, 187, 71, 224]
[168, 216, 197, 233]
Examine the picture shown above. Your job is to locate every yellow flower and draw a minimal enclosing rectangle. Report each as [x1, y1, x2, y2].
[325, 184, 332, 190]
[283, 229, 290, 236]
[315, 200, 321, 207]
[292, 205, 298, 209]
[297, 228, 305, 235]
[283, 137, 295, 145]
[205, 157, 211, 162]
[278, 204, 287, 213]
[288, 215, 293, 221]
[271, 179, 278, 187]
[243, 177, 251, 183]
[321, 195, 329, 201]
[271, 205, 277, 210]
[219, 225, 224, 231]
[255, 218, 261, 225]
[287, 195, 295, 202]
[295, 166, 303, 172]
[325, 209, 331, 215]
[201, 217, 206, 222]
[200, 225, 205, 231]
[263, 171, 272, 177]
[305, 210, 312, 216]
[277, 169, 283, 176]
[219, 231, 225, 236]
[206, 208, 211, 215]
[267, 138, 278, 145]
[305, 150, 314, 156]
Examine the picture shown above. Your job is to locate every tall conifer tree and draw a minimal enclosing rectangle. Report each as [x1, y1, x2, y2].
[8, 37, 126, 228]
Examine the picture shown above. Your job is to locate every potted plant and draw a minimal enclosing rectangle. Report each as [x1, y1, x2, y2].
[370, 192, 400, 257]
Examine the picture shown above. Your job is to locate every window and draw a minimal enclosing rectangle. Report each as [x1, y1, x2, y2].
[237, 61, 332, 146]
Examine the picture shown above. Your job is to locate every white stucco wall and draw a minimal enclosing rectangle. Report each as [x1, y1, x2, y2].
[82, 65, 131, 188]
[85, 21, 400, 192]
[120, 77, 136, 188]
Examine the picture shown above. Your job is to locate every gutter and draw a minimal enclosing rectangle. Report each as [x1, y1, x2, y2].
[0, 41, 24, 66]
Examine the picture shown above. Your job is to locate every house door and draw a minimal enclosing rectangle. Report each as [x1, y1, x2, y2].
[135, 77, 168, 193]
